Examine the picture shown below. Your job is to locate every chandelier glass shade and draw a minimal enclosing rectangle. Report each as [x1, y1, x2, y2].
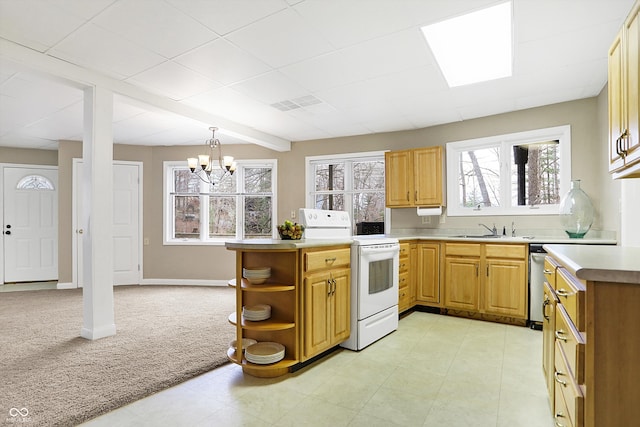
[187, 127, 236, 185]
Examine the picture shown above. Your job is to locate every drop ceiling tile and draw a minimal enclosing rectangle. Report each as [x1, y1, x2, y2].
[293, 0, 416, 48]
[230, 71, 307, 105]
[48, 23, 166, 79]
[515, 0, 635, 43]
[175, 39, 271, 85]
[0, 0, 87, 52]
[50, 0, 116, 20]
[20, 102, 83, 140]
[516, 22, 620, 75]
[92, 0, 216, 59]
[226, 8, 333, 68]
[281, 29, 432, 92]
[127, 61, 220, 100]
[166, 0, 287, 36]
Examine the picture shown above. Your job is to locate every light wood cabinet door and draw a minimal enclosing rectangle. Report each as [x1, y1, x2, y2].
[484, 259, 527, 317]
[623, 2, 640, 167]
[542, 282, 558, 409]
[444, 257, 479, 311]
[609, 0, 640, 178]
[385, 150, 413, 207]
[331, 268, 351, 344]
[303, 267, 350, 358]
[385, 146, 443, 207]
[304, 271, 331, 357]
[413, 147, 443, 206]
[609, 29, 626, 173]
[417, 243, 440, 304]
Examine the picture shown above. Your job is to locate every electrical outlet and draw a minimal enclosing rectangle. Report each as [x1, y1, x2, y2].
[290, 210, 296, 219]
[144, 237, 149, 245]
[421, 216, 431, 224]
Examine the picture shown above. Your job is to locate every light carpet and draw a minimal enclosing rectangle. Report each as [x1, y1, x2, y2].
[0, 285, 235, 426]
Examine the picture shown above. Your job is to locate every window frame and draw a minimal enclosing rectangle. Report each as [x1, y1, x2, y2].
[305, 151, 389, 232]
[445, 125, 571, 216]
[163, 159, 277, 245]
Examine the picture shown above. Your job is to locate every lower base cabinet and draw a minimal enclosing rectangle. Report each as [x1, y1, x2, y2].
[302, 267, 350, 359]
[225, 243, 351, 377]
[443, 242, 528, 321]
[417, 243, 440, 304]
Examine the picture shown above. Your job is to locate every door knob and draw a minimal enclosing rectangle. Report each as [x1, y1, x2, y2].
[4, 231, 10, 235]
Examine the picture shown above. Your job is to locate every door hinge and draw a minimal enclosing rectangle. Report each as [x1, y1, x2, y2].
[138, 264, 140, 271]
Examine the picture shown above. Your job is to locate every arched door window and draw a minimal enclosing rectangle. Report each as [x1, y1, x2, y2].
[16, 175, 55, 190]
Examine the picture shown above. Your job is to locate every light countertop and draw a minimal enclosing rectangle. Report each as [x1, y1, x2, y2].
[225, 238, 353, 250]
[225, 232, 617, 250]
[544, 244, 640, 284]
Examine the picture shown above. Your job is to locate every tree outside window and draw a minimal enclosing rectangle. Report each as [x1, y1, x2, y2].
[307, 153, 386, 231]
[165, 160, 276, 244]
[446, 125, 571, 216]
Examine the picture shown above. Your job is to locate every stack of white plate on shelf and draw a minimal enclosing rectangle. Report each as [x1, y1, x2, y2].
[242, 304, 271, 321]
[242, 267, 271, 285]
[244, 342, 285, 365]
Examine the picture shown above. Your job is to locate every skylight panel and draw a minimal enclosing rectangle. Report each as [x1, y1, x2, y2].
[421, 1, 513, 87]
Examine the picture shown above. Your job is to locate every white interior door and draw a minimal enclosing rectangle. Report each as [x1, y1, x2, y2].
[74, 160, 141, 287]
[3, 166, 58, 283]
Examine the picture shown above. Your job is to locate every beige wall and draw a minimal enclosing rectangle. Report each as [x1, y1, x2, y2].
[6, 95, 623, 283]
[290, 97, 619, 238]
[0, 147, 58, 165]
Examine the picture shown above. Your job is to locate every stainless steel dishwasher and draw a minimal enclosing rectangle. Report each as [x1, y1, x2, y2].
[528, 244, 546, 329]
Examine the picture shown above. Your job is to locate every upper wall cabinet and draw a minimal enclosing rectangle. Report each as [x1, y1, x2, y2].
[385, 146, 444, 208]
[609, 0, 640, 179]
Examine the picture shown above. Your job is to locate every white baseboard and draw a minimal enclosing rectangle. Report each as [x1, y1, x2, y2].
[57, 282, 76, 289]
[140, 279, 229, 287]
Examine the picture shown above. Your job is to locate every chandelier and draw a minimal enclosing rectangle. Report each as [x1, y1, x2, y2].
[187, 127, 236, 185]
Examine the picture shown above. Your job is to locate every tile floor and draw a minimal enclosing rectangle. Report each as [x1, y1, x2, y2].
[81, 311, 553, 427]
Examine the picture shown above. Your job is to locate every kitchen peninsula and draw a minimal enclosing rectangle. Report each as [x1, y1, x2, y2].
[225, 239, 352, 378]
[542, 244, 640, 427]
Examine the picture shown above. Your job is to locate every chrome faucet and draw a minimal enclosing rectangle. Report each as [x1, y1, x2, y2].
[511, 221, 516, 237]
[479, 223, 497, 236]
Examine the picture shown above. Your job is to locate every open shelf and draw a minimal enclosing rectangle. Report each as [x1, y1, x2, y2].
[227, 312, 295, 331]
[240, 279, 295, 292]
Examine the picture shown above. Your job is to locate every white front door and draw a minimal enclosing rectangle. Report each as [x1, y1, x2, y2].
[73, 160, 141, 287]
[3, 166, 58, 282]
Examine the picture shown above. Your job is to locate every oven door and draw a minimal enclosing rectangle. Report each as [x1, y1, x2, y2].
[357, 243, 400, 319]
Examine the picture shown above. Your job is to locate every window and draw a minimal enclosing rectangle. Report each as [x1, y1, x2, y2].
[446, 125, 571, 216]
[164, 160, 277, 244]
[306, 152, 387, 231]
[17, 175, 55, 190]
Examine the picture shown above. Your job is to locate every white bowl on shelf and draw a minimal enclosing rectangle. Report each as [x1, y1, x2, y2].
[243, 267, 271, 284]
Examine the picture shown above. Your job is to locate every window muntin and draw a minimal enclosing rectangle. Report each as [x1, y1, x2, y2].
[446, 125, 571, 216]
[165, 160, 276, 244]
[306, 152, 387, 231]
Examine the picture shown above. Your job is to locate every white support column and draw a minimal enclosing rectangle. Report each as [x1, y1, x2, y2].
[81, 85, 116, 340]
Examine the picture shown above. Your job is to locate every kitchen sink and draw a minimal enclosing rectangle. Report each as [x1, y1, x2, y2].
[452, 234, 503, 238]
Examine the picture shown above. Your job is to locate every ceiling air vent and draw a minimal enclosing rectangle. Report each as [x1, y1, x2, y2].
[270, 95, 322, 112]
